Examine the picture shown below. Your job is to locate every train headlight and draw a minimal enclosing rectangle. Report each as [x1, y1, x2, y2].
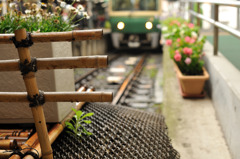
[117, 22, 125, 30]
[145, 21, 153, 30]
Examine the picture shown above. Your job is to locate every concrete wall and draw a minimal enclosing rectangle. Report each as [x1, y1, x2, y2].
[204, 41, 240, 159]
[0, 42, 75, 123]
[72, 33, 110, 56]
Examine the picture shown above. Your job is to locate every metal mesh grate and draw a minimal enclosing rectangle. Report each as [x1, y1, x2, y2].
[52, 103, 180, 159]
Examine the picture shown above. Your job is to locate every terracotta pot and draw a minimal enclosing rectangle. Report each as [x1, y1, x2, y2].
[174, 63, 209, 96]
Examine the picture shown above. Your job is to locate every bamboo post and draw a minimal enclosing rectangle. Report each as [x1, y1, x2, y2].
[23, 87, 90, 159]
[0, 56, 108, 71]
[14, 29, 53, 159]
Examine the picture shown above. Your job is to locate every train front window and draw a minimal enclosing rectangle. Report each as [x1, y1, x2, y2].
[112, 0, 158, 11]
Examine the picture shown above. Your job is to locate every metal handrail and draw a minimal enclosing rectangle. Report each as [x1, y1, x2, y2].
[187, 0, 240, 55]
[188, 0, 240, 7]
[189, 11, 240, 39]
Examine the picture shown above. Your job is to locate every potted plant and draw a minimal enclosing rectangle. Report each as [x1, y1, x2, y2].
[163, 18, 209, 97]
[0, 0, 90, 123]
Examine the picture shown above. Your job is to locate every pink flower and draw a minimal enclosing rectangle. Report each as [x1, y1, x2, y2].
[184, 36, 191, 43]
[175, 50, 180, 54]
[166, 39, 172, 46]
[185, 57, 192, 65]
[174, 53, 182, 61]
[188, 23, 194, 29]
[183, 47, 193, 55]
[177, 38, 181, 43]
[189, 38, 196, 44]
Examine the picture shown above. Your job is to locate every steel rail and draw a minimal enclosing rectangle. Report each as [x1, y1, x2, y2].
[111, 55, 146, 105]
[74, 55, 120, 85]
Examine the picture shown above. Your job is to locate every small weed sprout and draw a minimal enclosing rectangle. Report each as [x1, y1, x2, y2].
[65, 108, 94, 137]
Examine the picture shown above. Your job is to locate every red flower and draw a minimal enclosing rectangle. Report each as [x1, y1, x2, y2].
[166, 39, 172, 46]
[188, 23, 194, 29]
[175, 50, 180, 54]
[189, 38, 196, 44]
[174, 53, 182, 61]
[184, 36, 191, 43]
[183, 47, 193, 56]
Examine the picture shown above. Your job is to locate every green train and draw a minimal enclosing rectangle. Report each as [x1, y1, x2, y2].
[108, 0, 162, 49]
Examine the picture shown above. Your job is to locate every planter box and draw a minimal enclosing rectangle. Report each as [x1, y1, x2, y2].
[174, 63, 209, 96]
[0, 42, 75, 123]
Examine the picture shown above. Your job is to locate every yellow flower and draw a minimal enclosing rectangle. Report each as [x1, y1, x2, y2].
[54, 19, 59, 24]
[31, 3, 37, 9]
[23, 2, 30, 8]
[55, 6, 61, 12]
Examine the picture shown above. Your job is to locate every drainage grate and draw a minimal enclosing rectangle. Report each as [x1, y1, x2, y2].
[52, 103, 180, 159]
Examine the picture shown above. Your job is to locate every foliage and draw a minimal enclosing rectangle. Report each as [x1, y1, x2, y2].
[0, 0, 89, 33]
[65, 108, 94, 137]
[162, 17, 206, 75]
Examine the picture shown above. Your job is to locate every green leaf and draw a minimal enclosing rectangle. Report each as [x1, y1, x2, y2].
[65, 121, 75, 130]
[72, 108, 78, 114]
[76, 110, 83, 119]
[85, 131, 92, 136]
[83, 120, 92, 124]
[81, 112, 94, 120]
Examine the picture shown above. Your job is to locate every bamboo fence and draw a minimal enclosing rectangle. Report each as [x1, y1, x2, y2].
[0, 28, 111, 159]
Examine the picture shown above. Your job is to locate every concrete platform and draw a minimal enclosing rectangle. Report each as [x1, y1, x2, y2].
[161, 46, 232, 159]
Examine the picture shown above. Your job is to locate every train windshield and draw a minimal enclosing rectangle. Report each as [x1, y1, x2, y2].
[112, 0, 158, 11]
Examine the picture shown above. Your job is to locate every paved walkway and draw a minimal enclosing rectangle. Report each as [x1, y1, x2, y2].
[161, 46, 232, 159]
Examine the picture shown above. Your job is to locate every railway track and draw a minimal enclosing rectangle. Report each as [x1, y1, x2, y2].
[74, 52, 163, 112]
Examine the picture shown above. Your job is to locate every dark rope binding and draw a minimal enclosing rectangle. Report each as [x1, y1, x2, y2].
[9, 150, 24, 158]
[19, 57, 37, 75]
[23, 151, 39, 159]
[10, 32, 33, 48]
[27, 90, 45, 107]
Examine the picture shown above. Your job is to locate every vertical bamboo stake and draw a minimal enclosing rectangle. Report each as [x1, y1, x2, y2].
[14, 29, 53, 159]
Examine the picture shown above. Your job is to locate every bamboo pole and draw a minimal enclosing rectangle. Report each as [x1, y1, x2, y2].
[0, 129, 32, 133]
[0, 136, 28, 141]
[0, 132, 30, 137]
[9, 133, 39, 159]
[23, 87, 90, 159]
[0, 29, 103, 44]
[0, 150, 12, 159]
[0, 140, 17, 150]
[0, 92, 113, 102]
[0, 56, 108, 71]
[14, 29, 53, 159]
